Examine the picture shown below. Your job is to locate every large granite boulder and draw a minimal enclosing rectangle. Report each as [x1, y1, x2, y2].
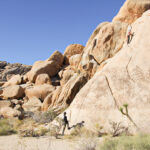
[113, 0, 150, 24]
[3, 75, 22, 87]
[35, 74, 51, 85]
[64, 44, 84, 65]
[65, 11, 150, 134]
[0, 85, 24, 99]
[22, 97, 42, 112]
[25, 84, 55, 101]
[27, 51, 64, 82]
[0, 107, 21, 118]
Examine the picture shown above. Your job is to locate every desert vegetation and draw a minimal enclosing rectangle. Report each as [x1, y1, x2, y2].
[98, 135, 150, 150]
[0, 118, 17, 135]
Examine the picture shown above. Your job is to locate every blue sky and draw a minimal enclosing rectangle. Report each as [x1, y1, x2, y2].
[0, 0, 125, 65]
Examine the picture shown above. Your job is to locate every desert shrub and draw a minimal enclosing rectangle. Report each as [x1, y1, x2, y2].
[0, 118, 17, 135]
[98, 135, 150, 150]
[94, 123, 106, 137]
[48, 117, 63, 138]
[19, 127, 49, 137]
[76, 138, 97, 150]
[110, 121, 130, 137]
[32, 110, 58, 124]
[69, 126, 96, 139]
[17, 118, 38, 137]
[18, 116, 62, 137]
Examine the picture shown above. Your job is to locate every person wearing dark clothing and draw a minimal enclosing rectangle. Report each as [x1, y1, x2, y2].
[62, 112, 70, 135]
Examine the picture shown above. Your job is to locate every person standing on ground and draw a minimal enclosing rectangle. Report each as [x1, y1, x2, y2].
[62, 112, 70, 135]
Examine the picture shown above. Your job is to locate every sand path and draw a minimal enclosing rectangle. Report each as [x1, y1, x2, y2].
[0, 135, 77, 150]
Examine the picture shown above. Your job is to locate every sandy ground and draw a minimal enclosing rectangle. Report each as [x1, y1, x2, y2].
[0, 135, 77, 150]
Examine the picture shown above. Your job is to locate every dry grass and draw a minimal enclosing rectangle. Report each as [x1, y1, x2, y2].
[0, 118, 17, 135]
[76, 138, 97, 150]
[64, 126, 97, 140]
[98, 134, 150, 150]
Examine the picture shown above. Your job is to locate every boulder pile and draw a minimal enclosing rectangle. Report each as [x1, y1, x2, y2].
[0, 46, 87, 118]
[1, 0, 150, 135]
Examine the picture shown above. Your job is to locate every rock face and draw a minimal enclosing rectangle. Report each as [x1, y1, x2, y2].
[27, 51, 64, 82]
[66, 11, 150, 134]
[42, 73, 87, 112]
[52, 73, 87, 112]
[77, 21, 128, 79]
[1, 1, 150, 135]
[59, 68, 75, 86]
[113, 0, 150, 24]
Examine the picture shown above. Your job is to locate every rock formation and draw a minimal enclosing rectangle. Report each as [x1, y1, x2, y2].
[65, 10, 150, 134]
[1, 0, 150, 135]
[0, 45, 87, 117]
[113, 0, 150, 24]
[0, 61, 31, 84]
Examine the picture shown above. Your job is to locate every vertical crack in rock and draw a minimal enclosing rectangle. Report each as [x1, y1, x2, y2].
[126, 56, 135, 82]
[104, 75, 119, 109]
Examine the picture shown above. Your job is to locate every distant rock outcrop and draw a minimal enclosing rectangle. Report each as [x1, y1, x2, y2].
[0, 61, 31, 83]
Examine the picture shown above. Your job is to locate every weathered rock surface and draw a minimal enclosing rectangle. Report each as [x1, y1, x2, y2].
[52, 73, 87, 112]
[41, 93, 53, 111]
[35, 74, 51, 85]
[0, 107, 21, 118]
[0, 61, 31, 82]
[59, 68, 75, 86]
[69, 54, 81, 70]
[0, 100, 12, 109]
[25, 84, 55, 101]
[42, 73, 87, 112]
[64, 44, 84, 65]
[78, 21, 128, 78]
[66, 11, 150, 134]
[22, 97, 42, 112]
[0, 85, 24, 99]
[3, 75, 22, 87]
[113, 0, 150, 24]
[27, 51, 64, 82]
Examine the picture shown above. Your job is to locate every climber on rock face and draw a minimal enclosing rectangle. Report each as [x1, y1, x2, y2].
[127, 25, 134, 44]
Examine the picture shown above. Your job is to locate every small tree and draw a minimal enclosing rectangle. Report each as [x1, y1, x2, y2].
[120, 104, 138, 128]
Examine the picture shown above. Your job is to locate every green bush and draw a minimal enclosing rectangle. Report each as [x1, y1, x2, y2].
[0, 118, 16, 135]
[98, 135, 150, 150]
